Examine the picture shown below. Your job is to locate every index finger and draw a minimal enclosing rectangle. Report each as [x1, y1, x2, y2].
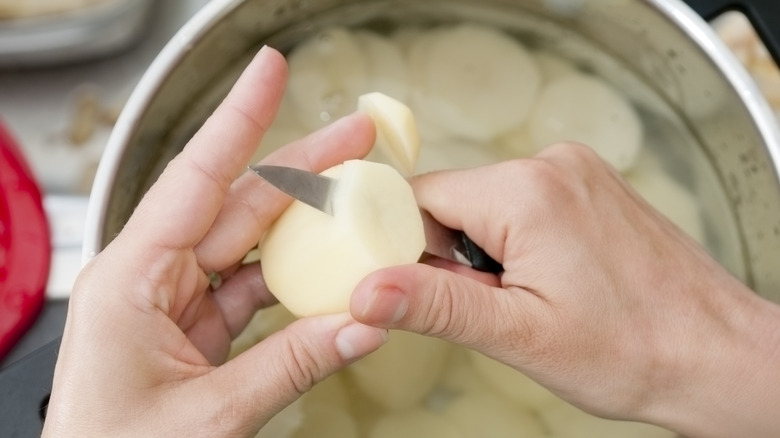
[123, 46, 288, 248]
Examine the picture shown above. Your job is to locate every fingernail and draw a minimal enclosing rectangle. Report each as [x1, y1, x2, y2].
[335, 324, 388, 361]
[355, 286, 409, 325]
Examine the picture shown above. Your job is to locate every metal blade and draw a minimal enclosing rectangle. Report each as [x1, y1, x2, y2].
[249, 164, 337, 215]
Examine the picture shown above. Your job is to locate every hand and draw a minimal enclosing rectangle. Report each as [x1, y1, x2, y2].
[350, 143, 780, 438]
[42, 47, 387, 438]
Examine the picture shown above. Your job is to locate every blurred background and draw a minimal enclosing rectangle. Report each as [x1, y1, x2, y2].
[0, 0, 209, 366]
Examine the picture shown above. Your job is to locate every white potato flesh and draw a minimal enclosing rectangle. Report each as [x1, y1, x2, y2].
[540, 398, 677, 438]
[468, 350, 559, 409]
[532, 50, 578, 84]
[295, 375, 358, 438]
[354, 31, 410, 102]
[255, 398, 304, 438]
[358, 92, 420, 176]
[369, 408, 465, 438]
[228, 304, 297, 359]
[410, 24, 541, 142]
[494, 123, 539, 159]
[287, 27, 369, 131]
[624, 163, 705, 244]
[416, 140, 501, 174]
[259, 160, 425, 316]
[348, 330, 452, 410]
[437, 346, 496, 396]
[528, 73, 643, 172]
[443, 392, 547, 438]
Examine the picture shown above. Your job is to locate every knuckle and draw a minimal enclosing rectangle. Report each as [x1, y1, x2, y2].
[414, 275, 469, 342]
[277, 331, 321, 395]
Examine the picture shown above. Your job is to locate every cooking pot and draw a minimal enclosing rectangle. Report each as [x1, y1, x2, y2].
[85, 0, 780, 303]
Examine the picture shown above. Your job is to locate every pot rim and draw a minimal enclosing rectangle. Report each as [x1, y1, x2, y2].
[82, 0, 780, 262]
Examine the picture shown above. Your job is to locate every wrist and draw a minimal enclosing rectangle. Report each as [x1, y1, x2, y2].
[645, 283, 780, 438]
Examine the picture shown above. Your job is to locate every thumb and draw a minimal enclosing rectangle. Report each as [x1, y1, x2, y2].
[190, 313, 387, 433]
[351, 263, 534, 352]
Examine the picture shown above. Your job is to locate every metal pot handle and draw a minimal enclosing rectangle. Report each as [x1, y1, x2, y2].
[682, 0, 780, 65]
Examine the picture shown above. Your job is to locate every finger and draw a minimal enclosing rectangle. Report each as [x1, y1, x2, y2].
[124, 46, 288, 248]
[210, 262, 279, 339]
[194, 112, 375, 273]
[420, 254, 502, 287]
[350, 263, 538, 354]
[185, 314, 387, 433]
[411, 164, 518, 266]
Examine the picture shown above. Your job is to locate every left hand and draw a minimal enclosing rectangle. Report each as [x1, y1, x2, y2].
[42, 47, 387, 438]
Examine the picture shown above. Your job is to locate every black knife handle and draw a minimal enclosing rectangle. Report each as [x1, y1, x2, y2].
[460, 233, 503, 274]
[0, 337, 60, 436]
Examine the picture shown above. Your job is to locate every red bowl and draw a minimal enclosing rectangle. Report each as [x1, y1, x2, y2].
[0, 120, 50, 361]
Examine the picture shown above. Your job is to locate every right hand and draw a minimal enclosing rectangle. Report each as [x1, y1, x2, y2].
[350, 143, 780, 438]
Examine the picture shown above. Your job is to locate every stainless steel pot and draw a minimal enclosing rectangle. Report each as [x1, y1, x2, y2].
[85, 0, 780, 301]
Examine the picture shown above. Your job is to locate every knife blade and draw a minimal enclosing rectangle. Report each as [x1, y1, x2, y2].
[248, 164, 502, 273]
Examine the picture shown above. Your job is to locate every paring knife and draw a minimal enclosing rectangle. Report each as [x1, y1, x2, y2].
[249, 164, 503, 273]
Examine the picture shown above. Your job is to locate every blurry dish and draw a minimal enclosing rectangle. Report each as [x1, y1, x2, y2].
[0, 0, 153, 67]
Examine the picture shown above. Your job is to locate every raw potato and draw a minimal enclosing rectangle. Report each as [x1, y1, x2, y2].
[528, 73, 643, 172]
[532, 50, 578, 83]
[443, 392, 547, 438]
[416, 140, 501, 174]
[369, 408, 465, 438]
[287, 27, 370, 130]
[293, 374, 358, 438]
[540, 398, 676, 438]
[348, 330, 452, 410]
[259, 160, 425, 316]
[255, 398, 304, 438]
[469, 350, 559, 409]
[409, 23, 541, 142]
[438, 346, 496, 396]
[353, 31, 409, 102]
[624, 163, 705, 244]
[228, 304, 296, 359]
[358, 92, 420, 176]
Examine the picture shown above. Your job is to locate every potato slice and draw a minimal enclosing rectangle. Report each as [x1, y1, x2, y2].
[347, 330, 452, 410]
[369, 408, 464, 438]
[528, 73, 643, 172]
[259, 159, 425, 316]
[359, 91, 420, 176]
[540, 398, 677, 438]
[468, 350, 559, 409]
[443, 392, 547, 438]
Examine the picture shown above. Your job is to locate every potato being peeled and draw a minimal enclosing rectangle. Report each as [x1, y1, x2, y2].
[259, 159, 426, 316]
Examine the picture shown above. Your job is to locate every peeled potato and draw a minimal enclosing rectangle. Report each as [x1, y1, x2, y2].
[528, 73, 643, 172]
[294, 375, 358, 438]
[255, 398, 304, 438]
[228, 304, 297, 359]
[409, 23, 541, 142]
[259, 160, 425, 316]
[369, 408, 465, 438]
[540, 398, 676, 438]
[347, 330, 452, 410]
[354, 31, 409, 102]
[287, 27, 370, 130]
[468, 350, 559, 409]
[443, 392, 547, 438]
[624, 164, 705, 243]
[359, 91, 420, 176]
